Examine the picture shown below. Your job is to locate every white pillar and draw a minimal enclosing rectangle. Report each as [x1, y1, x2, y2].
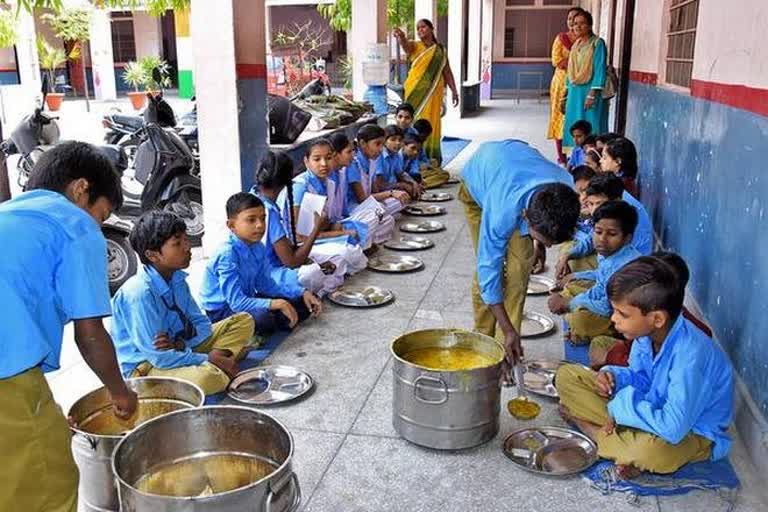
[467, 0, 482, 82]
[447, 0, 466, 118]
[414, 0, 438, 32]
[191, 0, 241, 254]
[89, 9, 117, 101]
[14, 9, 40, 90]
[480, 0, 494, 100]
[350, 0, 387, 101]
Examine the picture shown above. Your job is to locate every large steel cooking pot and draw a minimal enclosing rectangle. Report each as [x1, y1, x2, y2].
[391, 329, 505, 450]
[112, 406, 300, 512]
[68, 377, 204, 512]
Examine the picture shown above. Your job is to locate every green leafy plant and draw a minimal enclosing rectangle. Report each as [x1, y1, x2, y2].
[122, 61, 145, 92]
[36, 37, 67, 92]
[0, 10, 18, 49]
[11, 1, 190, 16]
[41, 8, 90, 45]
[139, 55, 172, 90]
[337, 55, 353, 91]
[318, 0, 448, 34]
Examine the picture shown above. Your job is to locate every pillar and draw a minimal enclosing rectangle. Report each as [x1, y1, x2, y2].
[467, 0, 481, 82]
[191, 0, 269, 254]
[175, 8, 194, 99]
[89, 9, 117, 101]
[414, 0, 438, 32]
[14, 8, 40, 90]
[447, 0, 467, 118]
[350, 0, 387, 101]
[480, 0, 494, 100]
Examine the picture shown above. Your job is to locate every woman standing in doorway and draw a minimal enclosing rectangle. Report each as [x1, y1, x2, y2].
[393, 19, 459, 164]
[563, 10, 608, 148]
[547, 7, 583, 164]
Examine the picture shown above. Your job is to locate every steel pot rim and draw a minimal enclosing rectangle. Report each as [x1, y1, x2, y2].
[390, 328, 505, 372]
[111, 405, 295, 502]
[68, 376, 205, 440]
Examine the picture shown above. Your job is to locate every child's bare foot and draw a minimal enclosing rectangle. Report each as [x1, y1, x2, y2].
[616, 464, 642, 480]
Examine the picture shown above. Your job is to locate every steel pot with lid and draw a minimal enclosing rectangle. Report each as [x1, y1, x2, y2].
[391, 329, 505, 450]
[68, 377, 204, 512]
[112, 406, 300, 512]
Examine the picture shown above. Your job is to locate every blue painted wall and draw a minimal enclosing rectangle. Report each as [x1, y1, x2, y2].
[491, 62, 553, 92]
[0, 71, 18, 85]
[626, 81, 768, 416]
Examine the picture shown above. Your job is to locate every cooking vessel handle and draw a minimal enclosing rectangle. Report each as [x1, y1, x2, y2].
[264, 471, 301, 512]
[413, 375, 448, 405]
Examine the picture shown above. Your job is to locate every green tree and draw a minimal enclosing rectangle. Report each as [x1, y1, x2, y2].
[0, 10, 17, 49]
[6, 1, 190, 16]
[319, 0, 448, 34]
[42, 7, 93, 110]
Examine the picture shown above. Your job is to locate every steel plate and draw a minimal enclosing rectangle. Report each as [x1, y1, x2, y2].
[400, 220, 446, 233]
[520, 311, 556, 338]
[367, 254, 424, 273]
[327, 286, 395, 308]
[522, 359, 567, 398]
[403, 204, 447, 217]
[227, 366, 314, 405]
[527, 275, 556, 295]
[444, 177, 460, 185]
[420, 191, 453, 202]
[503, 426, 598, 477]
[384, 235, 435, 251]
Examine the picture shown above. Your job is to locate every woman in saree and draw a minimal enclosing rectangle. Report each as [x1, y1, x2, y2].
[547, 7, 583, 164]
[563, 10, 608, 149]
[393, 19, 459, 164]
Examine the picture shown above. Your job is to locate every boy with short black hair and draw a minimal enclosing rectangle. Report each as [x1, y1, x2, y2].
[412, 118, 451, 188]
[560, 165, 598, 274]
[395, 103, 417, 134]
[376, 125, 422, 199]
[549, 201, 641, 356]
[111, 210, 255, 395]
[567, 120, 593, 170]
[401, 132, 424, 181]
[200, 193, 322, 335]
[556, 256, 734, 478]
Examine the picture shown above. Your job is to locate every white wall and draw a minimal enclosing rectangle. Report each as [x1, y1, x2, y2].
[628, 0, 663, 75]
[133, 12, 162, 59]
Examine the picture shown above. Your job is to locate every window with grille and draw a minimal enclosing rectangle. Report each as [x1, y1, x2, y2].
[665, 0, 698, 88]
[501, 0, 577, 60]
[111, 12, 136, 63]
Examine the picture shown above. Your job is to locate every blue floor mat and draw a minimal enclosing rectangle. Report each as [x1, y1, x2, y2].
[441, 136, 471, 167]
[204, 330, 292, 405]
[583, 458, 740, 500]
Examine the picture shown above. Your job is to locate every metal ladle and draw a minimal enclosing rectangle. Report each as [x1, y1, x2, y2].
[507, 363, 541, 420]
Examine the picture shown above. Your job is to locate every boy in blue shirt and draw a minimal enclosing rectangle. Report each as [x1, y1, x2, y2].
[559, 165, 598, 273]
[548, 202, 641, 361]
[0, 142, 137, 511]
[394, 102, 417, 136]
[376, 125, 422, 199]
[200, 193, 323, 334]
[412, 119, 450, 189]
[566, 119, 592, 171]
[401, 132, 424, 182]
[111, 210, 255, 395]
[556, 256, 734, 478]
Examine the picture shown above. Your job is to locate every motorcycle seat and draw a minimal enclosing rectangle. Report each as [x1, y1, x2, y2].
[98, 144, 130, 172]
[112, 114, 144, 130]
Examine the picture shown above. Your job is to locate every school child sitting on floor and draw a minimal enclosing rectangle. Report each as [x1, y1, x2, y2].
[548, 201, 641, 354]
[566, 120, 592, 171]
[376, 125, 423, 201]
[111, 210, 255, 395]
[401, 132, 425, 182]
[559, 165, 598, 273]
[584, 147, 602, 172]
[595, 132, 620, 151]
[412, 119, 451, 188]
[597, 251, 714, 369]
[556, 173, 652, 281]
[394, 102, 417, 136]
[600, 136, 639, 198]
[555, 256, 734, 479]
[200, 193, 323, 336]
[252, 151, 355, 297]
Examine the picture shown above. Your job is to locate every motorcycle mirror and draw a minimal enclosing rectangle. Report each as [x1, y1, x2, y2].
[151, 67, 163, 89]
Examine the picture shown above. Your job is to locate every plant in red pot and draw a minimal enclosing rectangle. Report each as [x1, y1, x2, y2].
[37, 37, 67, 111]
[122, 61, 148, 110]
[139, 55, 172, 97]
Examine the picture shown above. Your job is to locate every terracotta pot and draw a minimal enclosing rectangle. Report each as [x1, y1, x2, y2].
[127, 91, 147, 110]
[45, 93, 65, 112]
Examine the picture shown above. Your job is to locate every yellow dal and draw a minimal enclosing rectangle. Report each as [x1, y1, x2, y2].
[78, 401, 191, 436]
[134, 453, 276, 497]
[403, 347, 498, 371]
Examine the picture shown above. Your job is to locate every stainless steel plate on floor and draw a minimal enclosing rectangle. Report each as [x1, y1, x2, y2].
[520, 311, 556, 338]
[503, 426, 598, 477]
[328, 286, 395, 308]
[522, 359, 567, 398]
[367, 254, 424, 273]
[444, 177, 460, 185]
[384, 235, 435, 251]
[227, 366, 314, 405]
[527, 275, 556, 295]
[420, 191, 453, 202]
[400, 220, 446, 233]
[403, 204, 447, 217]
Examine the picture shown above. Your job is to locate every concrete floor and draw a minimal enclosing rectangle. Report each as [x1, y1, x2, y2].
[43, 99, 768, 511]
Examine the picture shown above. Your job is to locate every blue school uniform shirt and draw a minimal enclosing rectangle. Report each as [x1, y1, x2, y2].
[568, 146, 585, 169]
[199, 233, 304, 319]
[377, 147, 405, 186]
[569, 243, 641, 317]
[111, 265, 212, 377]
[346, 149, 377, 210]
[604, 316, 734, 461]
[570, 191, 654, 258]
[0, 190, 111, 378]
[461, 139, 572, 305]
[256, 192, 290, 268]
[402, 153, 422, 180]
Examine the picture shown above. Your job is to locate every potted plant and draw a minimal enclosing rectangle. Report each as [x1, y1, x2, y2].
[139, 56, 171, 96]
[42, 7, 93, 111]
[0, 10, 18, 49]
[37, 37, 67, 111]
[122, 60, 147, 110]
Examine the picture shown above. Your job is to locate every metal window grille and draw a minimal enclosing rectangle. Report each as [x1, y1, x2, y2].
[665, 0, 698, 88]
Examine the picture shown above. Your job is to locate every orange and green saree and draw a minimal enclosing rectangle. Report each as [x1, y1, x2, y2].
[405, 41, 447, 162]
